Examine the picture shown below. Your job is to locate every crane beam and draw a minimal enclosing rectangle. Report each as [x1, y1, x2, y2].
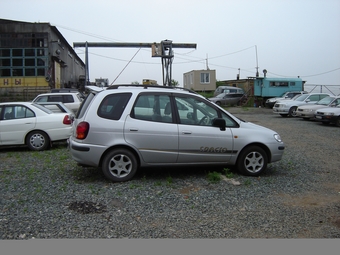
[73, 40, 197, 86]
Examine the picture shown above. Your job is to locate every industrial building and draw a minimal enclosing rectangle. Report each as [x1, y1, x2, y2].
[0, 18, 85, 100]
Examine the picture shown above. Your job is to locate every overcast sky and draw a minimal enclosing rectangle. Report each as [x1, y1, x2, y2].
[1, 0, 340, 91]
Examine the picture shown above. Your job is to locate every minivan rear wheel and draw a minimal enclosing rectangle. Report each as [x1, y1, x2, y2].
[102, 148, 138, 182]
[236, 146, 268, 176]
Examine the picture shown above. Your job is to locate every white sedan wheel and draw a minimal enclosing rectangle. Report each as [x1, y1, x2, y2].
[26, 131, 50, 151]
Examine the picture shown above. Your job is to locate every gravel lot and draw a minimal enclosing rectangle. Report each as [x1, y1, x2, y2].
[1, 107, 339, 239]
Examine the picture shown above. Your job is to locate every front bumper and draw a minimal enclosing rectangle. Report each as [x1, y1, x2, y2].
[273, 107, 289, 114]
[296, 111, 314, 118]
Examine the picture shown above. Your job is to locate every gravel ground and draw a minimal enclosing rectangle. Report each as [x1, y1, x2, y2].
[0, 107, 339, 239]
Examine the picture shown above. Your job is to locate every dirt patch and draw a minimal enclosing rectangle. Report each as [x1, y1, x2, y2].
[178, 184, 201, 195]
[68, 201, 107, 214]
[279, 189, 340, 236]
[279, 181, 340, 209]
[279, 192, 340, 209]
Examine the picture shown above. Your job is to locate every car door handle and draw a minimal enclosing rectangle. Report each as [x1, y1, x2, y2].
[129, 128, 138, 131]
[182, 131, 192, 134]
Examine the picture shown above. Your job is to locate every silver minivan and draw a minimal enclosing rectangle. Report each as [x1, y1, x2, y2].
[213, 86, 244, 97]
[69, 85, 285, 182]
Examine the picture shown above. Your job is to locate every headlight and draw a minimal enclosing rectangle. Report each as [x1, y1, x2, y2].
[324, 112, 335, 116]
[274, 134, 282, 142]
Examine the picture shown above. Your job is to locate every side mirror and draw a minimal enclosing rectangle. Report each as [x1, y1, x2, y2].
[212, 118, 226, 131]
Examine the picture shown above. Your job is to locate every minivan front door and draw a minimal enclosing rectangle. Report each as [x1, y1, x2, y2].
[174, 95, 233, 163]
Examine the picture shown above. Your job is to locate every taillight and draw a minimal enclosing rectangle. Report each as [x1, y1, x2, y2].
[63, 115, 72, 125]
[76, 122, 90, 140]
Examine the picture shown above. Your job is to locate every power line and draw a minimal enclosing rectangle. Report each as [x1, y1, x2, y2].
[111, 48, 142, 85]
[268, 67, 340, 78]
[55, 24, 339, 81]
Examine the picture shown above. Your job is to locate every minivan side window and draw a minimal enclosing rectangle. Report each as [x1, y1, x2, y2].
[98, 93, 132, 120]
[131, 94, 172, 123]
[174, 95, 218, 126]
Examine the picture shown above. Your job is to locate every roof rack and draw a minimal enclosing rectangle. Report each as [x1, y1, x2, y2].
[106, 84, 198, 94]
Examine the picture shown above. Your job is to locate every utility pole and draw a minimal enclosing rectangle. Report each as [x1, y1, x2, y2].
[73, 40, 197, 86]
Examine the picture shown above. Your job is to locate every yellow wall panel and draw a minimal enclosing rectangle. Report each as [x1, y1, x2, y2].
[0, 77, 49, 88]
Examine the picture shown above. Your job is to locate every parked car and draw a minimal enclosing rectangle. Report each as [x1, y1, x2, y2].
[213, 86, 244, 97]
[0, 102, 73, 151]
[273, 93, 331, 117]
[51, 88, 86, 99]
[208, 92, 246, 106]
[314, 105, 340, 127]
[296, 96, 340, 120]
[68, 84, 285, 182]
[35, 101, 75, 115]
[32, 92, 83, 113]
[265, 91, 308, 108]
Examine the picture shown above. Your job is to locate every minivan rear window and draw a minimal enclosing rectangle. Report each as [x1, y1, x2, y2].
[76, 92, 96, 119]
[98, 93, 132, 120]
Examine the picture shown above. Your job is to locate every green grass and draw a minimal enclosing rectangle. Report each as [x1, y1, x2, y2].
[154, 181, 162, 186]
[207, 171, 221, 183]
[244, 179, 252, 186]
[223, 168, 234, 178]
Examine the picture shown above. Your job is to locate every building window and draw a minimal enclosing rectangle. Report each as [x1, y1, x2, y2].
[200, 72, 210, 84]
[0, 33, 48, 78]
[269, 81, 289, 87]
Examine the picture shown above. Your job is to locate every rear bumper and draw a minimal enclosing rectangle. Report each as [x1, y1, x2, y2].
[68, 137, 106, 167]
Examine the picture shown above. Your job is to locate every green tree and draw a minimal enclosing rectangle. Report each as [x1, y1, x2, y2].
[171, 79, 179, 87]
[216, 80, 224, 87]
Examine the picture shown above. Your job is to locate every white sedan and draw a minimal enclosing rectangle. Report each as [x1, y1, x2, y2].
[296, 96, 340, 120]
[0, 102, 73, 151]
[32, 92, 83, 114]
[273, 93, 330, 117]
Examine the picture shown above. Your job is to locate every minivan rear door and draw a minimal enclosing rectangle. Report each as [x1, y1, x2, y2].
[124, 93, 179, 164]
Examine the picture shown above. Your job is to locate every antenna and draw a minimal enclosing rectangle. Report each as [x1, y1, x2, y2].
[206, 54, 210, 70]
[255, 45, 259, 77]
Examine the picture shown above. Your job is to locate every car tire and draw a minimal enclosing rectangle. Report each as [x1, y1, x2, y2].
[288, 106, 297, 117]
[336, 117, 340, 127]
[236, 146, 268, 176]
[216, 101, 221, 106]
[102, 148, 138, 182]
[26, 131, 50, 151]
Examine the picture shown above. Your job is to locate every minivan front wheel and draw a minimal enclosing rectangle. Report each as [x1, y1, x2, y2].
[102, 148, 138, 182]
[236, 146, 268, 176]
